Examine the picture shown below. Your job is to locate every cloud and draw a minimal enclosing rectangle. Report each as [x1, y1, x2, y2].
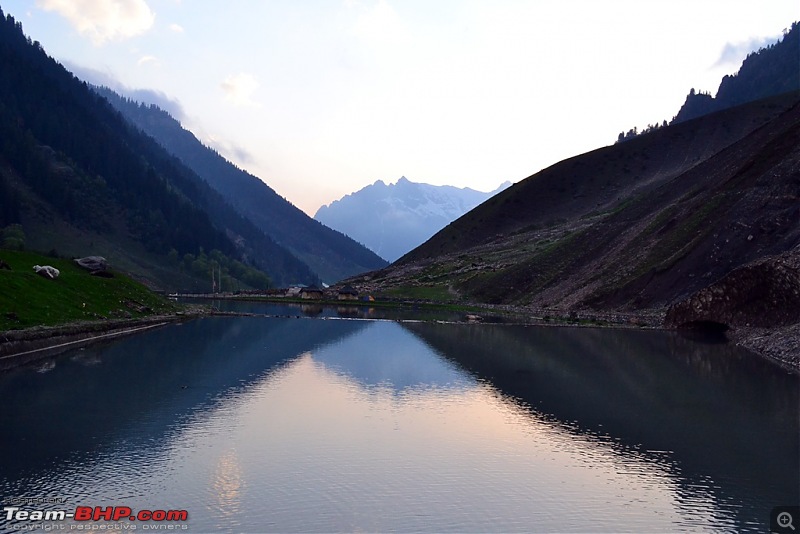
[217, 140, 256, 166]
[351, 0, 405, 45]
[194, 127, 256, 167]
[36, 0, 155, 45]
[62, 61, 119, 87]
[127, 88, 185, 119]
[220, 73, 261, 107]
[713, 35, 779, 68]
[137, 54, 159, 66]
[63, 60, 186, 120]
[169, 23, 184, 33]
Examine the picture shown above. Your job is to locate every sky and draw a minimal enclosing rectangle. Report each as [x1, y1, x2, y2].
[3, 1, 797, 216]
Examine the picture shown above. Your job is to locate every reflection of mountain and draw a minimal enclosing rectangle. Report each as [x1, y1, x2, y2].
[0, 317, 368, 479]
[311, 321, 470, 392]
[3, 315, 797, 532]
[402, 322, 800, 531]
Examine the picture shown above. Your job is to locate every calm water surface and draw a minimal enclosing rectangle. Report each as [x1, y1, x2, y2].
[0, 308, 797, 533]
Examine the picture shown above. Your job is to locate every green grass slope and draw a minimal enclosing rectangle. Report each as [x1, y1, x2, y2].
[0, 250, 177, 331]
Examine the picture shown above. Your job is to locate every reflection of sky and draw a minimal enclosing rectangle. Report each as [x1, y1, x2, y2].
[210, 449, 243, 532]
[214, 350, 715, 533]
[0, 316, 789, 533]
[310, 321, 472, 392]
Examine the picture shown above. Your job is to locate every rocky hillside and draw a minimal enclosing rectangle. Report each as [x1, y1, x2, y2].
[346, 91, 799, 316]
[315, 177, 510, 262]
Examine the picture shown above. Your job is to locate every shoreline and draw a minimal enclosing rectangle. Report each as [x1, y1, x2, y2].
[727, 323, 800, 373]
[1, 298, 796, 374]
[0, 311, 206, 371]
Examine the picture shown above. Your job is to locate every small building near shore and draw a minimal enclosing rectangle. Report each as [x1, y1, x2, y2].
[300, 286, 324, 300]
[338, 286, 359, 301]
[286, 286, 303, 297]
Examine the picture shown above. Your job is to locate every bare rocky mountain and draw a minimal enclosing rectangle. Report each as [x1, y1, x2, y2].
[314, 177, 511, 262]
[349, 92, 799, 320]
[347, 25, 800, 340]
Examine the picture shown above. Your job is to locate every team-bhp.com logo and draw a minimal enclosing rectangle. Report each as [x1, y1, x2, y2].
[4, 506, 188, 529]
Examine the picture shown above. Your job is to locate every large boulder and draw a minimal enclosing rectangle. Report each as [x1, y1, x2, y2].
[74, 256, 108, 272]
[665, 253, 800, 329]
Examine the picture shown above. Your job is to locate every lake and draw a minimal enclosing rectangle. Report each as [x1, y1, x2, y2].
[0, 308, 797, 532]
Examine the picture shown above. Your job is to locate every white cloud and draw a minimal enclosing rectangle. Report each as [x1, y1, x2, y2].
[220, 73, 261, 107]
[351, 0, 406, 46]
[37, 0, 155, 45]
[137, 54, 159, 66]
[169, 23, 184, 33]
[713, 35, 780, 68]
[62, 60, 187, 120]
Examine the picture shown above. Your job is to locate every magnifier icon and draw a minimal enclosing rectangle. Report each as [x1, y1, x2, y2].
[778, 511, 796, 531]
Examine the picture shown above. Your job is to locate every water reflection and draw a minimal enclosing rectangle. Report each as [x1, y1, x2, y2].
[0, 314, 796, 533]
[312, 321, 470, 392]
[211, 449, 244, 528]
[402, 322, 800, 532]
[0, 317, 367, 482]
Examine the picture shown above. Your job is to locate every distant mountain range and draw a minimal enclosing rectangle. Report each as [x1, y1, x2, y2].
[315, 177, 511, 262]
[93, 87, 387, 284]
[346, 23, 800, 333]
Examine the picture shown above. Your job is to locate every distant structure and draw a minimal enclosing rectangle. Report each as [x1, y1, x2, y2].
[300, 286, 324, 300]
[338, 286, 359, 301]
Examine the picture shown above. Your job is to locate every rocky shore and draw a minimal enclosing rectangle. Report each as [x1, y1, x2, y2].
[730, 323, 800, 372]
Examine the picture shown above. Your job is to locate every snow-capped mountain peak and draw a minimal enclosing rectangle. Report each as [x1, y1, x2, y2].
[314, 177, 511, 262]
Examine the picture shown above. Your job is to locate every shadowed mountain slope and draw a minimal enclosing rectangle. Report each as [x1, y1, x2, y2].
[93, 87, 388, 284]
[354, 91, 799, 311]
[0, 9, 316, 288]
[402, 92, 798, 266]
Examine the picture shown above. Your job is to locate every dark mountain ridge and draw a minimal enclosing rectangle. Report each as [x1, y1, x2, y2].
[361, 93, 798, 311]
[402, 92, 798, 265]
[616, 22, 799, 142]
[92, 87, 388, 284]
[674, 22, 799, 124]
[0, 8, 316, 288]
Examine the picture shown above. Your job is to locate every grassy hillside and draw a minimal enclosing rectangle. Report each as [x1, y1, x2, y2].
[0, 250, 177, 331]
